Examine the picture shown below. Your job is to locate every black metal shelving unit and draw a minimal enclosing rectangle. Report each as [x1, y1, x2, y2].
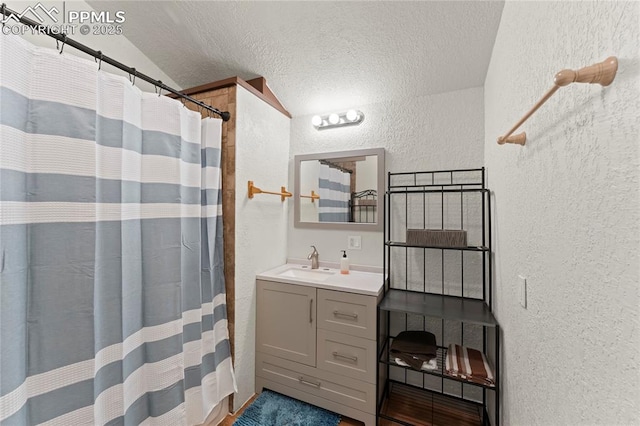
[377, 168, 499, 426]
[350, 189, 378, 223]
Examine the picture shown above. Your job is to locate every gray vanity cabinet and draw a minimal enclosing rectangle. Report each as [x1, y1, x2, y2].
[256, 280, 316, 366]
[255, 278, 380, 426]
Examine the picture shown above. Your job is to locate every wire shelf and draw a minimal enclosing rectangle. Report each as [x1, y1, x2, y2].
[380, 340, 497, 391]
[386, 241, 489, 252]
[379, 289, 497, 326]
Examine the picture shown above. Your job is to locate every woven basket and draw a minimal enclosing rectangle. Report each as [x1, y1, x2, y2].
[406, 229, 467, 247]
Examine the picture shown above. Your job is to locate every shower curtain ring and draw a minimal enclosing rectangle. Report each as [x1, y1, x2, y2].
[157, 81, 162, 97]
[129, 68, 136, 86]
[1, 3, 6, 28]
[59, 34, 66, 54]
[96, 51, 103, 70]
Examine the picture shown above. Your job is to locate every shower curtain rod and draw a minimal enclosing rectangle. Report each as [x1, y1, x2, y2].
[320, 160, 353, 174]
[0, 4, 231, 121]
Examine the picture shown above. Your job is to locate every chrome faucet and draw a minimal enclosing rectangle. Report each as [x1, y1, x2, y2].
[307, 245, 319, 269]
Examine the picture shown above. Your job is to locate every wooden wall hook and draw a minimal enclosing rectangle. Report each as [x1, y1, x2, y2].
[248, 181, 292, 202]
[300, 190, 320, 203]
[554, 56, 618, 87]
[497, 132, 526, 146]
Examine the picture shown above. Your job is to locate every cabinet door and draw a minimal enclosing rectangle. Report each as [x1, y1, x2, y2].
[256, 280, 316, 366]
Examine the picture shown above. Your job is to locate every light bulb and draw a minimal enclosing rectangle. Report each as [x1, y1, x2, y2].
[346, 109, 358, 122]
[328, 113, 340, 125]
[311, 115, 322, 127]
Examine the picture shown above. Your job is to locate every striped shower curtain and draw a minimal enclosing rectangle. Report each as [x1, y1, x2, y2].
[318, 164, 351, 222]
[0, 35, 236, 425]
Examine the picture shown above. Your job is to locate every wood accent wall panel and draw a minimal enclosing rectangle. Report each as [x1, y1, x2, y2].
[334, 160, 357, 193]
[175, 76, 291, 118]
[186, 86, 237, 410]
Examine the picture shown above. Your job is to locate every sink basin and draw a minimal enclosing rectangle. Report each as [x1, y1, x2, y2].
[278, 267, 336, 282]
[258, 263, 384, 296]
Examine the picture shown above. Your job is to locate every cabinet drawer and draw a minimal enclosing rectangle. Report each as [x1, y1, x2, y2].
[317, 289, 376, 339]
[256, 352, 376, 414]
[317, 329, 376, 384]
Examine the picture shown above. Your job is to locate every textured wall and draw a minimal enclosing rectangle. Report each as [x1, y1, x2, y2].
[288, 87, 485, 267]
[234, 87, 290, 410]
[485, 1, 640, 424]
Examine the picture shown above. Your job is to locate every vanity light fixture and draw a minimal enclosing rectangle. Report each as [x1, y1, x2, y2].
[311, 109, 365, 130]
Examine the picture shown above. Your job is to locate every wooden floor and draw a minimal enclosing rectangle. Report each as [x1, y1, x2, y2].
[215, 394, 364, 426]
[379, 383, 482, 426]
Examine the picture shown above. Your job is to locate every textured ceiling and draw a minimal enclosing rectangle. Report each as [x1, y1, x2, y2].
[88, 1, 504, 116]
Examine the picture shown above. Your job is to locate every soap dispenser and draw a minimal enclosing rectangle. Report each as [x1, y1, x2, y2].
[340, 250, 350, 275]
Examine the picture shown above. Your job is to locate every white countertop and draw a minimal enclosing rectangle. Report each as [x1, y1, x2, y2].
[256, 263, 385, 296]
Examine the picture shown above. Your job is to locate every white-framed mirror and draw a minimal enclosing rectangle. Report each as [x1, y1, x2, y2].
[294, 148, 385, 231]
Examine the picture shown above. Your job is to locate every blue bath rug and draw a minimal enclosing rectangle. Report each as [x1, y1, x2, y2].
[233, 389, 341, 426]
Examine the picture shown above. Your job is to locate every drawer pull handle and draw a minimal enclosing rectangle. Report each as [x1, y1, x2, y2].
[333, 310, 358, 319]
[332, 351, 358, 362]
[298, 376, 321, 388]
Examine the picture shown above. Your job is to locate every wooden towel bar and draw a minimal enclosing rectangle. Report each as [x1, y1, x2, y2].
[248, 181, 292, 202]
[498, 56, 618, 146]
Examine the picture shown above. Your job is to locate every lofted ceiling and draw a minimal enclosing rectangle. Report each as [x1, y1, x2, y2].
[88, 1, 504, 117]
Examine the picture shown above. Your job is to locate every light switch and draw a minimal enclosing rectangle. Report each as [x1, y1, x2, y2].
[348, 236, 362, 250]
[518, 275, 527, 309]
